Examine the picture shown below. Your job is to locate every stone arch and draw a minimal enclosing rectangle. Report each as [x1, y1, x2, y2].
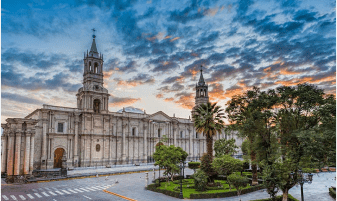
[94, 62, 99, 73]
[89, 61, 92, 72]
[93, 99, 100, 113]
[54, 147, 66, 168]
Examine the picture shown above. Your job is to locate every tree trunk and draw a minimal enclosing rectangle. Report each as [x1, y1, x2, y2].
[206, 134, 213, 157]
[282, 188, 288, 201]
[251, 151, 258, 185]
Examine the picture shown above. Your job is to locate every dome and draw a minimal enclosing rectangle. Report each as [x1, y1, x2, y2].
[117, 106, 144, 114]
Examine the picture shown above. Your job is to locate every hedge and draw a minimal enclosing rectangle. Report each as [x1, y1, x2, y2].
[189, 185, 263, 199]
[250, 194, 299, 201]
[329, 188, 336, 199]
[146, 183, 180, 198]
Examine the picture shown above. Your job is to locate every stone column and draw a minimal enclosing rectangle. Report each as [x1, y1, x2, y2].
[74, 113, 79, 167]
[90, 135, 93, 166]
[14, 131, 22, 175]
[173, 126, 177, 146]
[189, 126, 192, 158]
[24, 132, 31, 175]
[1, 135, 7, 174]
[7, 133, 14, 176]
[29, 134, 35, 174]
[121, 119, 127, 163]
[41, 120, 48, 168]
[143, 121, 148, 163]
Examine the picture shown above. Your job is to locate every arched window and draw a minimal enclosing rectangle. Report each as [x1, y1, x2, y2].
[200, 90, 204, 97]
[89, 62, 92, 71]
[158, 129, 161, 137]
[96, 144, 100, 152]
[132, 127, 136, 136]
[180, 131, 183, 138]
[196, 132, 198, 138]
[94, 63, 98, 73]
[93, 99, 100, 113]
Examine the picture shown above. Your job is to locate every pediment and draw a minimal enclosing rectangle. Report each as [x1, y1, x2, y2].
[147, 111, 173, 122]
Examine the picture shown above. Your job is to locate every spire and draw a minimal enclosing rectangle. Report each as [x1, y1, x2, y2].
[89, 28, 99, 58]
[198, 65, 205, 86]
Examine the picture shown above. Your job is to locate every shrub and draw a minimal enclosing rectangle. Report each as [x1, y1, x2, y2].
[329, 188, 336, 199]
[193, 170, 208, 191]
[188, 162, 201, 173]
[227, 173, 248, 195]
[212, 155, 243, 176]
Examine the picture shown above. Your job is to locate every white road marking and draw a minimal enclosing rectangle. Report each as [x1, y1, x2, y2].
[26, 194, 34, 199]
[68, 189, 78, 194]
[79, 188, 90, 192]
[18, 195, 26, 200]
[74, 189, 84, 193]
[41, 192, 49, 197]
[33, 193, 42, 198]
[94, 186, 104, 190]
[90, 187, 100, 190]
[48, 191, 57, 196]
[83, 195, 92, 200]
[61, 190, 71, 194]
[32, 189, 37, 192]
[55, 191, 64, 195]
[85, 187, 97, 191]
[38, 188, 43, 191]
[44, 187, 51, 190]
[53, 199, 57, 201]
[10, 195, 17, 200]
[2, 195, 9, 200]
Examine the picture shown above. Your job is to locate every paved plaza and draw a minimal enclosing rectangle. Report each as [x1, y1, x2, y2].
[1, 164, 336, 201]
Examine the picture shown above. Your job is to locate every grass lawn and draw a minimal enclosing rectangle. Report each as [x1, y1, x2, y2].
[157, 179, 252, 199]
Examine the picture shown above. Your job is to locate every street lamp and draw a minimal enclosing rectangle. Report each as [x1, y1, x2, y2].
[290, 169, 313, 201]
[179, 162, 184, 199]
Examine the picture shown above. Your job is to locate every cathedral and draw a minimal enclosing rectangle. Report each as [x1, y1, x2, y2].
[1, 34, 242, 180]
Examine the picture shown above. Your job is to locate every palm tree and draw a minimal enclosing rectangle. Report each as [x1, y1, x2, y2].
[193, 102, 225, 158]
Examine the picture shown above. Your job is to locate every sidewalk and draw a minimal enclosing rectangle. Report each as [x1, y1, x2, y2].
[27, 163, 159, 183]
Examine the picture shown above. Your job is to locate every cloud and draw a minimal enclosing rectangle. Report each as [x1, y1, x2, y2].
[174, 92, 194, 110]
[109, 96, 141, 107]
[161, 76, 185, 84]
[115, 60, 138, 73]
[158, 83, 184, 93]
[115, 73, 155, 87]
[2, 92, 44, 105]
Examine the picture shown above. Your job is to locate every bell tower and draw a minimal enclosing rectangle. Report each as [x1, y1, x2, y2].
[76, 29, 110, 113]
[193, 66, 209, 113]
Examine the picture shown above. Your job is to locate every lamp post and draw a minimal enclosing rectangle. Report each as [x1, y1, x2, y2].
[290, 169, 313, 201]
[179, 162, 184, 199]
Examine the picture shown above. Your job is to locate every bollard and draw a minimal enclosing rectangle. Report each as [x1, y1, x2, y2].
[145, 172, 149, 188]
[153, 168, 156, 182]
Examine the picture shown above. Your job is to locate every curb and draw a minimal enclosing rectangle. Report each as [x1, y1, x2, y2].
[26, 169, 159, 183]
[103, 189, 137, 201]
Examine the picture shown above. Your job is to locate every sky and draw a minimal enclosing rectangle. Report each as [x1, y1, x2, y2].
[1, 0, 336, 123]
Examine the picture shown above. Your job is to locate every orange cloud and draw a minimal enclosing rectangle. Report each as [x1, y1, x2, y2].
[204, 7, 219, 16]
[156, 94, 163, 99]
[280, 68, 300, 75]
[164, 98, 174, 102]
[170, 37, 180, 42]
[174, 93, 194, 110]
[116, 80, 140, 87]
[109, 97, 141, 107]
[275, 74, 336, 86]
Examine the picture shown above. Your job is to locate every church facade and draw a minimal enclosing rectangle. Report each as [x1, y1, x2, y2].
[1, 35, 242, 180]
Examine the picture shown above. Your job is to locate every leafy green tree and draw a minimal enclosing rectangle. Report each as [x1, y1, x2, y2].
[188, 162, 201, 173]
[227, 173, 249, 198]
[212, 155, 243, 176]
[214, 138, 238, 157]
[153, 145, 188, 181]
[193, 102, 225, 157]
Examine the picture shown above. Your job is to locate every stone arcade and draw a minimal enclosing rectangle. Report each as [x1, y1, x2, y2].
[1, 34, 242, 181]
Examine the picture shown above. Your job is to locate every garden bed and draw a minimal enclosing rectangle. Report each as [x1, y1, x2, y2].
[250, 194, 299, 201]
[146, 178, 263, 199]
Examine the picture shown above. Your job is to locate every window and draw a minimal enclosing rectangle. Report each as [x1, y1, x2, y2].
[94, 63, 98, 73]
[180, 131, 183, 138]
[132, 127, 136, 136]
[158, 129, 161, 137]
[57, 123, 63, 133]
[196, 132, 198, 138]
[89, 62, 92, 71]
[96, 144, 100, 152]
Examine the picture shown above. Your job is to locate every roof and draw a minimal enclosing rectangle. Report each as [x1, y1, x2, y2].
[117, 106, 144, 114]
[197, 68, 206, 86]
[90, 39, 98, 53]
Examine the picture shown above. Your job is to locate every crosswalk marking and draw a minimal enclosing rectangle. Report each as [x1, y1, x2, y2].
[44, 187, 51, 190]
[85, 187, 97, 191]
[90, 187, 100, 190]
[55, 191, 64, 195]
[2, 195, 9, 200]
[26, 194, 34, 199]
[48, 191, 57, 196]
[41, 192, 50, 197]
[79, 188, 90, 192]
[19, 195, 26, 200]
[74, 189, 84, 193]
[34, 193, 42, 198]
[10, 195, 17, 200]
[68, 189, 78, 194]
[61, 190, 71, 194]
[83, 195, 92, 200]
[32, 189, 37, 192]
[38, 188, 43, 191]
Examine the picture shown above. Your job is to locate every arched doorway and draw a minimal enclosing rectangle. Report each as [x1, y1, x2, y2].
[54, 148, 65, 168]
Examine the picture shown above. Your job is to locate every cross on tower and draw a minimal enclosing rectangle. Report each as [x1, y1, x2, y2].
[92, 28, 96, 38]
[200, 65, 203, 72]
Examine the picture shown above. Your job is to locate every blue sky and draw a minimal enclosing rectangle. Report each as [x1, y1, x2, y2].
[1, 0, 336, 123]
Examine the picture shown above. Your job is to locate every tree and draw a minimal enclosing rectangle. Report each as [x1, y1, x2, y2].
[193, 102, 225, 157]
[227, 173, 249, 199]
[214, 138, 238, 157]
[153, 145, 188, 181]
[212, 155, 243, 176]
[188, 162, 201, 173]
